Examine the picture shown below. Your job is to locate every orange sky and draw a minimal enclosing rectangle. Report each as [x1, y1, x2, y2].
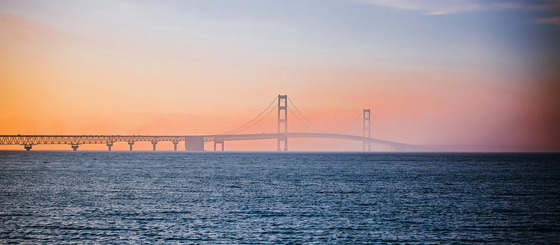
[1, 1, 559, 151]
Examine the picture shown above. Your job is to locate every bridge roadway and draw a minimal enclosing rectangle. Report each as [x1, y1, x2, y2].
[0, 133, 414, 151]
[211, 133, 413, 149]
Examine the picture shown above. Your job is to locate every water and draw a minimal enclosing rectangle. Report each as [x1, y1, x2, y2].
[1, 152, 559, 243]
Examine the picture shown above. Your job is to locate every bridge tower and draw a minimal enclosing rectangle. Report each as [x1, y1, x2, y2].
[363, 109, 371, 151]
[277, 95, 288, 151]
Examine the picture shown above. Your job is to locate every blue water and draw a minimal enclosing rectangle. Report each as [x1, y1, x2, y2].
[1, 152, 559, 243]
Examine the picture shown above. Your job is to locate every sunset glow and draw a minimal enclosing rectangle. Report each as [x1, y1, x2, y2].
[1, 0, 559, 151]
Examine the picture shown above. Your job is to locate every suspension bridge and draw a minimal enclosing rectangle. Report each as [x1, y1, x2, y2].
[0, 95, 416, 152]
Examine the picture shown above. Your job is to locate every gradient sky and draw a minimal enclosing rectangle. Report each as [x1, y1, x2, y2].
[1, 0, 559, 151]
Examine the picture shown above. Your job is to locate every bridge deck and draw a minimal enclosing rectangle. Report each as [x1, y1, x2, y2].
[0, 133, 414, 150]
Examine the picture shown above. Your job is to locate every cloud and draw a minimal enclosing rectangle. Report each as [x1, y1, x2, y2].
[356, 0, 560, 15]
[355, 0, 483, 15]
[535, 17, 560, 26]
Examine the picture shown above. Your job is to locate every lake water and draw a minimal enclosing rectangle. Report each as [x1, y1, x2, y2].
[1, 152, 559, 243]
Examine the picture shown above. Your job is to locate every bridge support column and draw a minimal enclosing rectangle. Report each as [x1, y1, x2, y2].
[277, 135, 287, 152]
[277, 94, 288, 151]
[214, 138, 224, 151]
[71, 144, 79, 151]
[151, 141, 157, 151]
[24, 144, 32, 151]
[173, 141, 179, 151]
[107, 142, 113, 151]
[128, 141, 134, 151]
[363, 109, 371, 151]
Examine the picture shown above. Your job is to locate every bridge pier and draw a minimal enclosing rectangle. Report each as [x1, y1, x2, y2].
[277, 135, 287, 151]
[214, 138, 224, 151]
[71, 144, 79, 151]
[107, 142, 113, 151]
[173, 141, 179, 151]
[151, 141, 158, 151]
[128, 141, 134, 151]
[24, 144, 32, 151]
[185, 136, 204, 152]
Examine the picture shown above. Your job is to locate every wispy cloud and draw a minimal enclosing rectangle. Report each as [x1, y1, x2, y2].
[356, 0, 560, 15]
[535, 17, 560, 26]
[355, 0, 483, 15]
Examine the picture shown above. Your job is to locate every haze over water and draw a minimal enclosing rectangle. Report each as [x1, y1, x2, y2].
[1, 0, 560, 151]
[2, 0, 560, 243]
[1, 152, 559, 243]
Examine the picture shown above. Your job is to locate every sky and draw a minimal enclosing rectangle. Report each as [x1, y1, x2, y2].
[0, 0, 559, 151]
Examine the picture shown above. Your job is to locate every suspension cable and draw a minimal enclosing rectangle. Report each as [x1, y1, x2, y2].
[220, 97, 278, 135]
[287, 97, 319, 131]
[339, 110, 364, 134]
[224, 104, 277, 134]
[288, 106, 320, 132]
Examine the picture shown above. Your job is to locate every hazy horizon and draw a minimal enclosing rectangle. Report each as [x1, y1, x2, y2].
[1, 0, 559, 152]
